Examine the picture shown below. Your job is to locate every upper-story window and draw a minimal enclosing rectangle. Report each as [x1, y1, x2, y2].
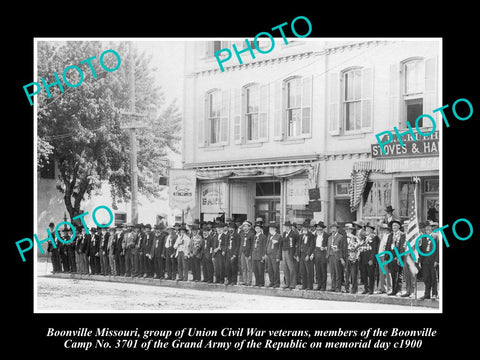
[208, 90, 222, 144]
[198, 89, 230, 147]
[342, 67, 373, 132]
[402, 58, 425, 128]
[205, 41, 225, 58]
[273, 76, 312, 141]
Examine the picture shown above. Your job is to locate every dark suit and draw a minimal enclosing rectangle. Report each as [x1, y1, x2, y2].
[359, 233, 380, 294]
[201, 231, 214, 283]
[266, 232, 281, 287]
[298, 232, 315, 290]
[87, 233, 100, 274]
[386, 230, 405, 294]
[114, 232, 125, 276]
[99, 232, 110, 275]
[251, 232, 267, 286]
[213, 232, 227, 283]
[419, 233, 439, 298]
[327, 231, 346, 291]
[280, 230, 298, 289]
[152, 231, 166, 279]
[144, 231, 155, 277]
[225, 231, 240, 284]
[313, 231, 329, 290]
[239, 229, 254, 285]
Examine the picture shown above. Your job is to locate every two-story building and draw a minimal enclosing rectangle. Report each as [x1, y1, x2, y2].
[182, 38, 440, 228]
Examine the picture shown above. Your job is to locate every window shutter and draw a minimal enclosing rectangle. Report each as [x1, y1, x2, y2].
[361, 67, 373, 130]
[301, 75, 312, 137]
[259, 84, 269, 141]
[198, 92, 207, 147]
[424, 57, 438, 122]
[328, 72, 340, 134]
[389, 64, 399, 129]
[233, 88, 242, 144]
[273, 80, 284, 140]
[220, 89, 230, 144]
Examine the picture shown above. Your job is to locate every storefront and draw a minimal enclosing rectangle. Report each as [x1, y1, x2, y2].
[192, 159, 322, 229]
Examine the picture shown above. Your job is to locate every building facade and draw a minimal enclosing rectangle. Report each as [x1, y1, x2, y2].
[182, 39, 440, 228]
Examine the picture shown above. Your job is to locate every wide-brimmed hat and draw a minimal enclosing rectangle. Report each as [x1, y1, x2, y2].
[190, 224, 200, 231]
[365, 222, 376, 230]
[242, 220, 253, 227]
[144, 224, 152, 229]
[315, 221, 326, 229]
[179, 225, 187, 232]
[302, 219, 311, 228]
[268, 221, 278, 229]
[254, 221, 263, 228]
[329, 222, 340, 228]
[385, 205, 395, 212]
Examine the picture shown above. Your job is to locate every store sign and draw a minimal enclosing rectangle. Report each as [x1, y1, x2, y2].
[169, 169, 196, 211]
[371, 130, 439, 159]
[200, 182, 226, 213]
[287, 178, 309, 205]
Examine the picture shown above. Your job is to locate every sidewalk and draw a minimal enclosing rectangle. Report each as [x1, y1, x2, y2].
[43, 270, 440, 309]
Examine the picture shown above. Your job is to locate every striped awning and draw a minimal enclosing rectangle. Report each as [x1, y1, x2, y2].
[195, 163, 312, 180]
[353, 157, 439, 173]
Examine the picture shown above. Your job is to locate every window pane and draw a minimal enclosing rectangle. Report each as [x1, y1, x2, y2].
[362, 99, 372, 128]
[424, 179, 439, 193]
[354, 70, 361, 100]
[355, 101, 361, 130]
[246, 85, 259, 113]
[345, 72, 353, 101]
[302, 107, 310, 134]
[335, 183, 350, 196]
[345, 102, 355, 131]
[288, 108, 301, 137]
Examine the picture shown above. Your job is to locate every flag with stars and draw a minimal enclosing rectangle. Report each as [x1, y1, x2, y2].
[404, 177, 420, 275]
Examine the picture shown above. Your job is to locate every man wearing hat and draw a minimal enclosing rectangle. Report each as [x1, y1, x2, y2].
[99, 226, 110, 275]
[382, 206, 399, 226]
[106, 227, 116, 275]
[419, 220, 439, 300]
[225, 222, 240, 285]
[163, 225, 177, 280]
[85, 227, 99, 274]
[201, 222, 214, 283]
[65, 228, 76, 273]
[280, 221, 298, 290]
[386, 219, 405, 295]
[77, 226, 89, 274]
[213, 222, 227, 283]
[114, 225, 125, 276]
[189, 224, 204, 282]
[298, 220, 315, 290]
[359, 222, 380, 294]
[344, 223, 360, 294]
[123, 223, 136, 277]
[239, 220, 254, 286]
[313, 221, 328, 291]
[265, 221, 281, 288]
[143, 224, 155, 278]
[327, 222, 346, 292]
[150, 224, 166, 279]
[252, 221, 267, 287]
[375, 223, 392, 294]
[174, 225, 190, 281]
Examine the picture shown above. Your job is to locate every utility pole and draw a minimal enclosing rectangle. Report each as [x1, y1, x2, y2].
[120, 42, 147, 225]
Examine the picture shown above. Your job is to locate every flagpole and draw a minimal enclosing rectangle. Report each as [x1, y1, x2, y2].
[413, 177, 419, 302]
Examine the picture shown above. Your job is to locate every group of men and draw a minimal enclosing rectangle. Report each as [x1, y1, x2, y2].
[46, 205, 439, 301]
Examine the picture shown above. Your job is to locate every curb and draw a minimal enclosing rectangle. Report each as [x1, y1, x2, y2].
[44, 273, 440, 309]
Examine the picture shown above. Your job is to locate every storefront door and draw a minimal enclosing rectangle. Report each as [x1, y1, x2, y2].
[255, 199, 280, 224]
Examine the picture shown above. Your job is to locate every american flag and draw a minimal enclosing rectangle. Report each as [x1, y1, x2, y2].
[404, 177, 420, 275]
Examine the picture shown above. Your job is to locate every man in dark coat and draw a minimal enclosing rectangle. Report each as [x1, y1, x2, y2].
[213, 223, 226, 284]
[297, 220, 315, 290]
[266, 222, 281, 288]
[163, 226, 177, 280]
[201, 223, 214, 283]
[239, 221, 254, 286]
[224, 222, 240, 285]
[46, 222, 61, 273]
[65, 228, 76, 273]
[113, 225, 125, 276]
[252, 221, 267, 287]
[359, 222, 380, 294]
[150, 224, 166, 279]
[386, 220, 405, 295]
[419, 220, 439, 300]
[313, 221, 328, 291]
[327, 222, 347, 292]
[77, 226, 90, 274]
[144, 224, 155, 278]
[280, 221, 298, 290]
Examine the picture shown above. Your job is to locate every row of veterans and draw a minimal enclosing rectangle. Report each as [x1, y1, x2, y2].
[46, 217, 439, 300]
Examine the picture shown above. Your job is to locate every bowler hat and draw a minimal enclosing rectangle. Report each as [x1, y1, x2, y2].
[268, 221, 278, 229]
[144, 224, 152, 229]
[385, 205, 395, 212]
[254, 221, 263, 228]
[255, 217, 264, 223]
[315, 221, 326, 229]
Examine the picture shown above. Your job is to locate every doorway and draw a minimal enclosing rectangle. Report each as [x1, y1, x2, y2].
[255, 199, 280, 224]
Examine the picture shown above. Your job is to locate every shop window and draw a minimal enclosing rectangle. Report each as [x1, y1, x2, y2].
[362, 181, 392, 220]
[255, 182, 280, 197]
[335, 183, 350, 196]
[424, 179, 439, 193]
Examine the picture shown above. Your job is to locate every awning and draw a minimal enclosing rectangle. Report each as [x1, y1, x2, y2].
[353, 157, 439, 173]
[194, 161, 316, 181]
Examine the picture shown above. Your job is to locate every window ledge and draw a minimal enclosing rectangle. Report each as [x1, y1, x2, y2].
[204, 145, 225, 151]
[282, 138, 306, 145]
[336, 132, 369, 140]
[241, 142, 264, 148]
